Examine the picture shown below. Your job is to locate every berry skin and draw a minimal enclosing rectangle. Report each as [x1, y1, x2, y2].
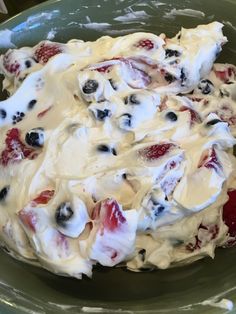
[165, 111, 178, 122]
[197, 79, 214, 95]
[82, 79, 99, 94]
[198, 147, 222, 173]
[165, 49, 181, 58]
[95, 109, 111, 121]
[32, 190, 54, 206]
[34, 41, 63, 64]
[25, 128, 44, 148]
[135, 39, 155, 50]
[138, 143, 175, 161]
[223, 190, 236, 246]
[0, 186, 10, 202]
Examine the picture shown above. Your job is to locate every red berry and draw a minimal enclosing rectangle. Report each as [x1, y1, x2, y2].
[214, 66, 236, 83]
[95, 65, 112, 73]
[135, 39, 155, 50]
[32, 190, 55, 206]
[2, 51, 21, 75]
[0, 128, 37, 166]
[34, 42, 63, 64]
[138, 143, 176, 161]
[223, 190, 236, 245]
[18, 209, 37, 232]
[179, 106, 202, 125]
[92, 198, 126, 232]
[198, 147, 222, 173]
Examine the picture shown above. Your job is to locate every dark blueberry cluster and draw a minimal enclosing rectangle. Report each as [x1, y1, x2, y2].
[55, 202, 74, 227]
[12, 111, 25, 124]
[0, 186, 9, 202]
[165, 49, 181, 58]
[94, 108, 111, 121]
[124, 94, 140, 105]
[198, 79, 214, 95]
[25, 127, 44, 147]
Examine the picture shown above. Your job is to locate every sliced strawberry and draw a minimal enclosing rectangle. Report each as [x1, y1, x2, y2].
[2, 51, 20, 75]
[198, 147, 222, 173]
[135, 39, 155, 50]
[214, 66, 236, 83]
[18, 209, 37, 232]
[138, 143, 176, 161]
[223, 190, 236, 246]
[179, 106, 202, 125]
[0, 128, 37, 167]
[92, 198, 126, 232]
[34, 41, 63, 64]
[95, 65, 112, 73]
[31, 190, 54, 206]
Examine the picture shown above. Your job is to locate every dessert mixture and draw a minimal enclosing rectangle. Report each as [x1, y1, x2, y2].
[0, 22, 236, 278]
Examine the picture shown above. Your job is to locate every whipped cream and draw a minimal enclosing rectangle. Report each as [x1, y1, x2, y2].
[0, 22, 236, 278]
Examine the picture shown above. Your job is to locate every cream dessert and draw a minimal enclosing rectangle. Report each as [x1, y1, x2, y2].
[0, 22, 236, 278]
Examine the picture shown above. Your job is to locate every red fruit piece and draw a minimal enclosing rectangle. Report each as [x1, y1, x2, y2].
[2, 51, 20, 75]
[214, 66, 236, 83]
[223, 190, 236, 246]
[32, 190, 55, 206]
[198, 147, 222, 173]
[138, 143, 176, 161]
[37, 106, 52, 118]
[179, 106, 202, 125]
[135, 39, 155, 50]
[18, 209, 37, 232]
[95, 65, 112, 73]
[0, 128, 37, 167]
[91, 198, 126, 232]
[34, 41, 63, 64]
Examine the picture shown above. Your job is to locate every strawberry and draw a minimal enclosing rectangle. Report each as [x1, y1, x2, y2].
[95, 65, 112, 73]
[91, 198, 126, 232]
[223, 190, 236, 246]
[18, 209, 37, 232]
[214, 66, 236, 83]
[31, 190, 54, 206]
[0, 128, 37, 167]
[135, 39, 155, 50]
[34, 41, 63, 64]
[138, 143, 176, 161]
[179, 106, 202, 125]
[198, 147, 222, 173]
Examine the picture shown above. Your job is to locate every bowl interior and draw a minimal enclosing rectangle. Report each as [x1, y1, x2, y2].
[0, 0, 236, 313]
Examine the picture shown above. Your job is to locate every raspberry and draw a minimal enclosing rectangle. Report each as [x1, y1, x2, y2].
[135, 39, 155, 50]
[138, 143, 176, 161]
[34, 41, 63, 64]
[0, 128, 37, 167]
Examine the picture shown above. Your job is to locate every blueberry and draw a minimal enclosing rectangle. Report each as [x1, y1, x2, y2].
[165, 73, 176, 83]
[108, 79, 117, 90]
[55, 202, 73, 227]
[28, 99, 37, 110]
[0, 109, 7, 119]
[25, 127, 44, 147]
[12, 111, 25, 124]
[198, 79, 214, 95]
[119, 113, 132, 128]
[206, 119, 222, 126]
[97, 144, 110, 152]
[219, 89, 230, 98]
[150, 197, 165, 218]
[124, 94, 140, 105]
[97, 144, 117, 155]
[0, 186, 9, 202]
[165, 111, 178, 121]
[165, 49, 181, 58]
[138, 249, 146, 262]
[25, 60, 32, 68]
[82, 79, 99, 94]
[95, 109, 111, 121]
[180, 68, 187, 86]
[226, 81, 234, 85]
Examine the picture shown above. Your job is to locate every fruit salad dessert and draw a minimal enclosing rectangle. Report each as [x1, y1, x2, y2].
[0, 22, 236, 279]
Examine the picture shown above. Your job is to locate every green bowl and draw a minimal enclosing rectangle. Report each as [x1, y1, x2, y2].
[0, 0, 236, 313]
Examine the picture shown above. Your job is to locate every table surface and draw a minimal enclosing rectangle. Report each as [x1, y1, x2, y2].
[0, 0, 46, 23]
